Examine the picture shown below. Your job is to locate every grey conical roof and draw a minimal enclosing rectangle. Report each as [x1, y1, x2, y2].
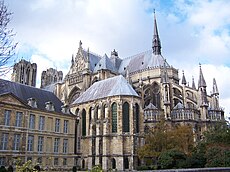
[198, 65, 206, 88]
[192, 77, 196, 89]
[181, 71, 187, 85]
[72, 75, 139, 104]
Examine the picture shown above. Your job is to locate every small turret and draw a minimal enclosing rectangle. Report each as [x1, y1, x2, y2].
[161, 59, 169, 84]
[212, 78, 219, 95]
[71, 54, 74, 66]
[198, 64, 206, 88]
[181, 70, 187, 85]
[192, 76, 196, 89]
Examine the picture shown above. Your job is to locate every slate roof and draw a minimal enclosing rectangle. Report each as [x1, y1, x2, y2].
[118, 50, 169, 75]
[0, 79, 63, 113]
[73, 75, 139, 104]
[93, 54, 117, 73]
[82, 49, 101, 72]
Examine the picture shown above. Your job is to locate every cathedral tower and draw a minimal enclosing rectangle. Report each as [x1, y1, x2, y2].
[11, 59, 37, 87]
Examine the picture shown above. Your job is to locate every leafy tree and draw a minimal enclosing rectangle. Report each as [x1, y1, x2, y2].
[138, 121, 194, 160]
[0, 0, 17, 75]
[158, 149, 187, 169]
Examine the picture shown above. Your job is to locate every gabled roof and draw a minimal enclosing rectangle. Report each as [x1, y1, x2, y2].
[73, 75, 139, 104]
[0, 79, 63, 113]
[118, 50, 169, 75]
[173, 102, 184, 109]
[93, 54, 117, 73]
[144, 102, 158, 110]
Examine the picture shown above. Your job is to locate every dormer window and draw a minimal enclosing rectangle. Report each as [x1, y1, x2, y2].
[27, 98, 37, 108]
[45, 101, 55, 111]
[61, 105, 70, 114]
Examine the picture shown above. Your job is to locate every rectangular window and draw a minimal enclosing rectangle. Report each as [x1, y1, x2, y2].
[55, 119, 60, 132]
[15, 112, 22, 127]
[0, 157, 6, 166]
[37, 136, 44, 152]
[37, 157, 42, 164]
[54, 157, 59, 166]
[13, 134, 21, 151]
[54, 138, 60, 153]
[39, 116, 45, 131]
[63, 139, 68, 153]
[4, 110, 11, 126]
[63, 158, 67, 166]
[48, 117, 53, 131]
[0, 133, 9, 150]
[29, 114, 35, 129]
[27, 135, 34, 151]
[63, 120, 68, 133]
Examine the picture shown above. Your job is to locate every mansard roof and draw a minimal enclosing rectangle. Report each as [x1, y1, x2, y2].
[118, 50, 169, 75]
[0, 79, 63, 113]
[73, 75, 139, 104]
[93, 54, 117, 73]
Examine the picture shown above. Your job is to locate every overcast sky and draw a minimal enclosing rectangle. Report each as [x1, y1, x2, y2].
[4, 0, 230, 118]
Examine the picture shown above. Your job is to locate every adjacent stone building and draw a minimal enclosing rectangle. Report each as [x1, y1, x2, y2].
[11, 59, 37, 87]
[0, 79, 76, 170]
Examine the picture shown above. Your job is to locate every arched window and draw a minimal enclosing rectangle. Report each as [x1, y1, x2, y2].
[134, 103, 140, 133]
[112, 158, 116, 169]
[101, 104, 106, 119]
[89, 107, 92, 123]
[143, 82, 161, 108]
[111, 103, 117, 133]
[82, 159, 85, 169]
[124, 157, 129, 169]
[94, 106, 99, 120]
[122, 102, 130, 132]
[82, 109, 86, 136]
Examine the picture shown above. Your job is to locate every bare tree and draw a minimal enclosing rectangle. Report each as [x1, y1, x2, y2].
[0, 0, 17, 76]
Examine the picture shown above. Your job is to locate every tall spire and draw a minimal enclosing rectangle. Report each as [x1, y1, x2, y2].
[212, 78, 219, 95]
[181, 70, 187, 85]
[152, 10, 161, 55]
[198, 64, 206, 88]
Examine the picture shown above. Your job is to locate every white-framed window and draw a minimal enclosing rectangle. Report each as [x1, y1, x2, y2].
[63, 120, 68, 133]
[39, 116, 45, 131]
[55, 119, 60, 132]
[54, 138, 60, 153]
[27, 135, 34, 151]
[4, 110, 11, 126]
[63, 139, 68, 153]
[29, 114, 35, 129]
[0, 133, 9, 150]
[13, 134, 21, 151]
[15, 112, 22, 127]
[37, 136, 44, 152]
